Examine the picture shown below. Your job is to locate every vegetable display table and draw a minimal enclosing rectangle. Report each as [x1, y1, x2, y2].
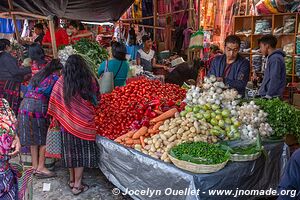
[96, 136, 288, 200]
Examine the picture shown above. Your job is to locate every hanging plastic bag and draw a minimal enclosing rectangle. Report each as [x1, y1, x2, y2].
[100, 60, 114, 94]
[189, 29, 204, 49]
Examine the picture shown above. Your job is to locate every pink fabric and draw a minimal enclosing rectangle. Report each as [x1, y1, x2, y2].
[182, 28, 193, 50]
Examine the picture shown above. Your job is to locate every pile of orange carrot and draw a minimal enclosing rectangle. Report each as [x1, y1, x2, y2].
[114, 108, 178, 148]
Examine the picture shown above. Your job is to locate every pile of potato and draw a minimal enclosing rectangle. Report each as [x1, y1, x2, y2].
[134, 112, 218, 162]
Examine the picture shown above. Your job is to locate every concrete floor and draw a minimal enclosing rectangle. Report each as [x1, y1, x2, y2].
[32, 163, 132, 200]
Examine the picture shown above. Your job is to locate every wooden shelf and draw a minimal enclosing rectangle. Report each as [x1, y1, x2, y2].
[275, 33, 295, 36]
[234, 13, 299, 83]
[235, 34, 252, 37]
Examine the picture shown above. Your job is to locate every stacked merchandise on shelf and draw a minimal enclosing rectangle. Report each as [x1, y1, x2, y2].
[285, 56, 293, 75]
[252, 55, 263, 73]
[254, 19, 271, 35]
[296, 36, 300, 78]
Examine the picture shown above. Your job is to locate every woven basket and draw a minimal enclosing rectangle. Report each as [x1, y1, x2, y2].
[168, 154, 228, 174]
[230, 151, 261, 162]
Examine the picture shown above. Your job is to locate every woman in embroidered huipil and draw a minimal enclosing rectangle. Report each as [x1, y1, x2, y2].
[17, 59, 62, 178]
[0, 98, 21, 200]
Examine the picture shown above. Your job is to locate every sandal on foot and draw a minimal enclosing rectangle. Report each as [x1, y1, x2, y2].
[72, 184, 89, 196]
[35, 171, 57, 179]
[68, 181, 75, 189]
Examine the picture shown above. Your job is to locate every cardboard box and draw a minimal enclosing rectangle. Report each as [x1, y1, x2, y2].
[293, 93, 300, 108]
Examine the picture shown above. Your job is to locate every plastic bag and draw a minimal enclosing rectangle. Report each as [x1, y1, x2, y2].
[189, 29, 204, 49]
[100, 60, 114, 94]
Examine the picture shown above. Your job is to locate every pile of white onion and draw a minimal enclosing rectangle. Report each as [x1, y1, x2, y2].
[185, 75, 241, 106]
[238, 101, 273, 140]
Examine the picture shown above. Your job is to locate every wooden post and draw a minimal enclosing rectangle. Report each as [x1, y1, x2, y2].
[7, 0, 20, 41]
[153, 0, 158, 42]
[188, 0, 194, 28]
[197, 0, 201, 29]
[48, 16, 58, 59]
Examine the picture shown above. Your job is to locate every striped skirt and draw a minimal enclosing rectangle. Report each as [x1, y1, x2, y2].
[17, 98, 49, 146]
[61, 128, 98, 168]
[0, 80, 21, 115]
[0, 160, 18, 200]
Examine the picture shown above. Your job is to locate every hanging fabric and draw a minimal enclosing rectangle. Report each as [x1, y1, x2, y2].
[132, 0, 143, 22]
[0, 18, 22, 34]
[142, 0, 153, 26]
[173, 2, 189, 53]
[21, 20, 29, 38]
[127, 24, 137, 46]
[182, 27, 193, 51]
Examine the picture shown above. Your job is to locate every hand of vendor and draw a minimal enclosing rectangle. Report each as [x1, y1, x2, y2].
[217, 77, 223, 82]
[163, 65, 169, 70]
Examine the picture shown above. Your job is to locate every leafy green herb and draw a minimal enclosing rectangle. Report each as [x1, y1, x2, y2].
[72, 38, 109, 75]
[170, 142, 230, 165]
[254, 98, 300, 140]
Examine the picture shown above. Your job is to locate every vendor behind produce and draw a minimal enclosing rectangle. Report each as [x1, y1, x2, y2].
[68, 21, 93, 44]
[258, 35, 286, 98]
[208, 35, 250, 96]
[136, 35, 168, 72]
[42, 16, 69, 48]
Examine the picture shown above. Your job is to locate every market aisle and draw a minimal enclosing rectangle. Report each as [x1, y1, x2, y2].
[32, 163, 132, 200]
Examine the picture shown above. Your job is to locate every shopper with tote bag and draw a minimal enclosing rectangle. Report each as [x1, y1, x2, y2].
[98, 42, 129, 93]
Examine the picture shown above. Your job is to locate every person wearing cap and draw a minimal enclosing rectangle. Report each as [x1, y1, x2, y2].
[208, 35, 250, 96]
[136, 35, 168, 72]
[98, 42, 129, 87]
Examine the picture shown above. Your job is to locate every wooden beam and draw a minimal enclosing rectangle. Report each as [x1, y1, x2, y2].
[0, 11, 48, 20]
[188, 0, 194, 28]
[120, 15, 154, 21]
[158, 8, 195, 18]
[122, 23, 175, 31]
[120, 8, 196, 22]
[48, 16, 58, 59]
[153, 0, 158, 41]
[197, 0, 201, 29]
[7, 0, 20, 41]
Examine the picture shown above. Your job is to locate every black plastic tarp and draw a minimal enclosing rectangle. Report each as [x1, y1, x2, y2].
[96, 136, 289, 200]
[0, 0, 134, 22]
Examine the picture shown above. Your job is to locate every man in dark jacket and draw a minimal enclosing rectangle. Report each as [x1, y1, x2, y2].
[208, 35, 250, 96]
[258, 35, 286, 98]
[277, 149, 300, 200]
[0, 39, 31, 82]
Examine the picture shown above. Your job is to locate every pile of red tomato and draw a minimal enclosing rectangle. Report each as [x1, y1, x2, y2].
[96, 79, 186, 139]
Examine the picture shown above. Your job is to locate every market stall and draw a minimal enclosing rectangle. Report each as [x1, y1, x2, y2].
[93, 74, 300, 199]
[1, 1, 300, 199]
[96, 137, 288, 200]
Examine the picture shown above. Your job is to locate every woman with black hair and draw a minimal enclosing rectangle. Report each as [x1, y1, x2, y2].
[28, 43, 50, 76]
[98, 42, 129, 87]
[0, 39, 32, 114]
[137, 35, 168, 72]
[17, 59, 62, 178]
[47, 55, 99, 195]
